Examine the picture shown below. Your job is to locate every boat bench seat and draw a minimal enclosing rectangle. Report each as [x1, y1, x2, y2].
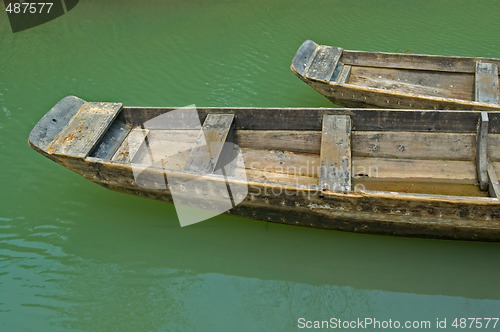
[184, 113, 235, 174]
[475, 62, 499, 104]
[304, 45, 343, 83]
[319, 114, 351, 191]
[48, 102, 122, 158]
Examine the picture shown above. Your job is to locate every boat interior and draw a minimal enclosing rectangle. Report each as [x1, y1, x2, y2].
[86, 107, 500, 199]
[294, 40, 500, 104]
[334, 50, 499, 103]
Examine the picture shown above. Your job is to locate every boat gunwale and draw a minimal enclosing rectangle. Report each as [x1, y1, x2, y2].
[118, 106, 500, 133]
[340, 48, 500, 72]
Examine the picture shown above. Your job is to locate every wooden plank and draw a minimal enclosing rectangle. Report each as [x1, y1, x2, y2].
[112, 128, 149, 163]
[319, 115, 351, 191]
[239, 148, 476, 183]
[487, 160, 500, 198]
[353, 131, 476, 160]
[291, 40, 318, 76]
[184, 114, 235, 174]
[145, 129, 483, 160]
[476, 112, 489, 190]
[122, 107, 492, 133]
[48, 102, 122, 158]
[353, 157, 477, 183]
[304, 45, 343, 82]
[341, 50, 500, 73]
[28, 96, 86, 153]
[475, 62, 499, 104]
[348, 66, 474, 101]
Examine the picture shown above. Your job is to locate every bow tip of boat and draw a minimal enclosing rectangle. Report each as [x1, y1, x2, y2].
[28, 95, 87, 154]
[291, 39, 318, 76]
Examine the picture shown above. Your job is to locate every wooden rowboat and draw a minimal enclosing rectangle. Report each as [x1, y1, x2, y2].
[291, 40, 500, 111]
[29, 96, 500, 241]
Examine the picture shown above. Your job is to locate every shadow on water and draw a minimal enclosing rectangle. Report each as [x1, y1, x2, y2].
[61, 179, 500, 301]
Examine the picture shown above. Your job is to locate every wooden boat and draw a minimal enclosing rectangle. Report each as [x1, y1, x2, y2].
[29, 96, 500, 241]
[291, 40, 500, 111]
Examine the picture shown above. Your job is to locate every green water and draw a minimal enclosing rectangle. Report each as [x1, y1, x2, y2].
[1, 0, 500, 330]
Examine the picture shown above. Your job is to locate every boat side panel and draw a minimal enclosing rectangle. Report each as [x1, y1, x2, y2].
[305, 79, 500, 113]
[120, 107, 498, 132]
[54, 155, 500, 241]
[341, 50, 500, 73]
[348, 66, 474, 101]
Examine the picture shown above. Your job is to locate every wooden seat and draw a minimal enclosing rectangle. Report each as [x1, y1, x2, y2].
[184, 114, 235, 174]
[319, 114, 352, 191]
[48, 102, 122, 158]
[475, 62, 499, 104]
[304, 45, 343, 82]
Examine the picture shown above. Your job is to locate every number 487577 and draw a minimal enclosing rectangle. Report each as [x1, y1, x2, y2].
[452, 318, 499, 329]
[5, 2, 53, 14]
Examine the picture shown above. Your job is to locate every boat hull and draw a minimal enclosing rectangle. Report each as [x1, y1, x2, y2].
[29, 96, 500, 241]
[291, 40, 500, 111]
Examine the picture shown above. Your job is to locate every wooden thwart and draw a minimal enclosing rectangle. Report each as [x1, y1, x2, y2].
[184, 114, 235, 174]
[48, 102, 122, 158]
[304, 45, 343, 82]
[476, 112, 489, 191]
[475, 62, 499, 104]
[319, 114, 352, 191]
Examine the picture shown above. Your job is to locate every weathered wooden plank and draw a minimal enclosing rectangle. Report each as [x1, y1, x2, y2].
[28, 96, 86, 153]
[349, 66, 474, 101]
[143, 129, 482, 160]
[477, 112, 489, 191]
[112, 128, 149, 163]
[312, 80, 500, 113]
[291, 39, 318, 76]
[240, 147, 477, 183]
[353, 131, 476, 160]
[319, 115, 351, 191]
[122, 107, 495, 133]
[304, 45, 343, 82]
[184, 114, 235, 174]
[48, 102, 122, 158]
[488, 160, 500, 198]
[475, 62, 499, 104]
[354, 157, 477, 183]
[341, 50, 500, 73]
